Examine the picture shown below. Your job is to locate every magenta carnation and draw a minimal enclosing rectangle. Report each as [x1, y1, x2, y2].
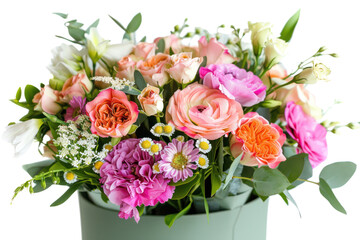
[64, 96, 86, 121]
[200, 64, 266, 107]
[100, 138, 175, 222]
[285, 101, 328, 168]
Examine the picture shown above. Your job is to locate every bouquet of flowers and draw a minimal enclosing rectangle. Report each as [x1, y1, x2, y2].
[5, 10, 357, 227]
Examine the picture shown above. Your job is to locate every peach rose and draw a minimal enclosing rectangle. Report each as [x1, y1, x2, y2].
[61, 73, 93, 103]
[137, 53, 171, 87]
[166, 52, 202, 84]
[134, 42, 156, 59]
[198, 36, 237, 65]
[138, 85, 164, 116]
[86, 88, 139, 138]
[230, 112, 286, 169]
[33, 85, 62, 115]
[116, 55, 138, 82]
[166, 83, 243, 140]
[154, 35, 182, 54]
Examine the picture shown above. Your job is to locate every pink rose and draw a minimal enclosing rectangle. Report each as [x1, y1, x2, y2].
[33, 85, 62, 115]
[166, 52, 202, 84]
[154, 35, 182, 54]
[137, 53, 171, 87]
[230, 112, 286, 169]
[200, 64, 267, 107]
[116, 55, 137, 82]
[85, 88, 139, 138]
[134, 42, 156, 59]
[166, 83, 243, 140]
[61, 73, 92, 103]
[285, 101, 327, 168]
[198, 36, 237, 65]
[137, 85, 164, 116]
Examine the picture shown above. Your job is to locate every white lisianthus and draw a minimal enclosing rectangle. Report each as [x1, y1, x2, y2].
[86, 28, 110, 63]
[2, 119, 43, 156]
[264, 38, 288, 67]
[248, 22, 273, 55]
[295, 62, 331, 84]
[101, 40, 134, 67]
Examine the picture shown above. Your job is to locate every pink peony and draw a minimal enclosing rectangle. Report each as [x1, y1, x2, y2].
[61, 73, 92, 103]
[285, 101, 328, 168]
[200, 64, 266, 107]
[100, 138, 175, 222]
[137, 53, 171, 87]
[64, 96, 87, 121]
[198, 36, 237, 65]
[166, 83, 243, 140]
[85, 88, 139, 138]
[230, 112, 286, 169]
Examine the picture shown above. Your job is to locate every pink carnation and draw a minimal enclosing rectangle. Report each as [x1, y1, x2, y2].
[100, 138, 175, 223]
[285, 101, 328, 168]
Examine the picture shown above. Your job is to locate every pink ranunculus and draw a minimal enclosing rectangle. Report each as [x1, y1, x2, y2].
[200, 64, 267, 107]
[166, 83, 243, 140]
[85, 88, 139, 138]
[166, 52, 202, 84]
[285, 101, 327, 168]
[154, 35, 182, 54]
[230, 112, 286, 169]
[134, 42, 156, 59]
[61, 73, 93, 103]
[100, 138, 175, 223]
[137, 85, 164, 116]
[198, 36, 237, 65]
[137, 53, 171, 87]
[33, 85, 62, 115]
[116, 55, 138, 82]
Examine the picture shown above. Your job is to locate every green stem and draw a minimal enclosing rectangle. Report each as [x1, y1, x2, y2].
[232, 176, 253, 182]
[177, 199, 182, 210]
[297, 178, 319, 185]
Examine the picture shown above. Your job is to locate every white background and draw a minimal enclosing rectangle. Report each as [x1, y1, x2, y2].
[1, 0, 359, 239]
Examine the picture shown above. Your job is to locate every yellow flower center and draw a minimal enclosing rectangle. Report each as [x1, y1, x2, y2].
[105, 145, 113, 151]
[198, 157, 206, 166]
[171, 153, 188, 170]
[141, 140, 152, 149]
[150, 144, 160, 153]
[176, 136, 185, 142]
[153, 163, 160, 172]
[65, 172, 75, 180]
[94, 161, 104, 170]
[163, 125, 173, 134]
[199, 141, 209, 150]
[154, 126, 164, 134]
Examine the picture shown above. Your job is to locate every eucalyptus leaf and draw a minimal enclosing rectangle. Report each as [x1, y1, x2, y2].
[280, 9, 300, 42]
[319, 178, 346, 214]
[164, 198, 192, 228]
[120, 86, 141, 95]
[108, 15, 127, 32]
[278, 153, 307, 183]
[284, 190, 301, 217]
[68, 26, 86, 42]
[279, 192, 289, 205]
[291, 154, 312, 187]
[253, 167, 290, 196]
[223, 153, 243, 189]
[86, 19, 100, 33]
[156, 38, 165, 54]
[53, 12, 68, 19]
[24, 85, 40, 104]
[319, 162, 356, 189]
[140, 36, 146, 42]
[126, 13, 142, 33]
[50, 182, 83, 207]
[134, 70, 147, 90]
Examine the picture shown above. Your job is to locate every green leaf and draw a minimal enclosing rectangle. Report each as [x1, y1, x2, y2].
[126, 13, 142, 33]
[241, 166, 255, 187]
[283, 190, 301, 217]
[319, 162, 356, 189]
[68, 26, 86, 42]
[19, 110, 44, 121]
[50, 182, 83, 207]
[43, 112, 67, 125]
[86, 19, 100, 33]
[319, 178, 346, 214]
[280, 9, 300, 42]
[23, 160, 55, 178]
[156, 38, 165, 54]
[109, 15, 127, 32]
[140, 36, 146, 42]
[15, 87, 21, 101]
[24, 85, 40, 104]
[217, 137, 224, 175]
[171, 174, 200, 200]
[200, 173, 209, 222]
[120, 85, 141, 95]
[137, 205, 145, 217]
[169, 173, 199, 186]
[10, 99, 32, 109]
[223, 153, 243, 189]
[282, 146, 297, 158]
[253, 166, 290, 196]
[53, 12, 68, 19]
[278, 153, 307, 183]
[279, 192, 289, 205]
[164, 198, 192, 228]
[134, 113, 147, 127]
[134, 70, 147, 90]
[211, 167, 222, 196]
[291, 154, 312, 187]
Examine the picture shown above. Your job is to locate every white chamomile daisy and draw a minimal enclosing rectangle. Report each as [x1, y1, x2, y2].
[149, 143, 163, 156]
[103, 143, 113, 152]
[195, 138, 212, 153]
[196, 154, 209, 169]
[63, 171, 78, 184]
[175, 135, 185, 142]
[139, 138, 154, 151]
[93, 160, 105, 173]
[150, 123, 165, 137]
[152, 162, 161, 174]
[163, 123, 175, 137]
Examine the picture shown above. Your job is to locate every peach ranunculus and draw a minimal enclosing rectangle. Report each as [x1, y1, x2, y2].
[85, 88, 139, 138]
[154, 35, 182, 54]
[61, 73, 93, 103]
[33, 85, 62, 115]
[166, 52, 202, 84]
[116, 55, 138, 82]
[137, 53, 171, 87]
[230, 112, 286, 169]
[198, 36, 237, 65]
[134, 42, 156, 59]
[138, 85, 164, 116]
[166, 83, 243, 140]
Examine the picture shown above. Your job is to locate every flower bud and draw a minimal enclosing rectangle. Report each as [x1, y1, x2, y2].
[248, 22, 272, 56]
[295, 62, 331, 84]
[138, 85, 164, 116]
[264, 38, 288, 67]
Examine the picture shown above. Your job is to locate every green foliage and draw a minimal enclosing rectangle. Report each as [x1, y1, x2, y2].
[50, 181, 83, 207]
[223, 153, 243, 189]
[278, 153, 307, 183]
[319, 178, 346, 214]
[126, 13, 142, 33]
[109, 15, 127, 32]
[24, 85, 40, 104]
[291, 154, 313, 187]
[165, 198, 192, 228]
[253, 167, 290, 196]
[134, 70, 147, 90]
[319, 162, 356, 189]
[171, 174, 200, 200]
[15, 87, 21, 101]
[211, 167, 222, 196]
[156, 38, 165, 54]
[120, 85, 141, 95]
[53, 12, 68, 19]
[280, 9, 301, 42]
[23, 160, 55, 178]
[200, 173, 210, 222]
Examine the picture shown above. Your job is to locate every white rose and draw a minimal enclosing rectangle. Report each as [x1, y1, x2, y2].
[295, 62, 331, 84]
[264, 38, 288, 67]
[248, 22, 273, 55]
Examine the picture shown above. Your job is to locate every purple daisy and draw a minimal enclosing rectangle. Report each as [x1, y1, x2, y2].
[159, 139, 199, 182]
[64, 96, 87, 121]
